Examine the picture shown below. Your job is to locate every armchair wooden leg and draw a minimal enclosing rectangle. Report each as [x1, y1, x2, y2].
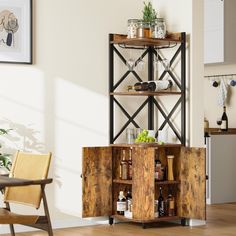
[42, 186, 53, 236]
[9, 224, 15, 236]
[5, 202, 15, 236]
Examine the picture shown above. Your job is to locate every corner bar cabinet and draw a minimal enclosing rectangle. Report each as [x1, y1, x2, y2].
[82, 144, 206, 226]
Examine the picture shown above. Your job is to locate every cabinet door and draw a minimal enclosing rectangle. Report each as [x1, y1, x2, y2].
[179, 147, 206, 220]
[204, 0, 224, 64]
[82, 147, 112, 217]
[132, 147, 155, 220]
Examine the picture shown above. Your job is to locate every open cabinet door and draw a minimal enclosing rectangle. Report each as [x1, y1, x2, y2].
[132, 147, 155, 220]
[179, 147, 206, 220]
[82, 147, 112, 217]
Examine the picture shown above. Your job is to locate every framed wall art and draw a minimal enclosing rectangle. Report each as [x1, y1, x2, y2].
[0, 0, 32, 64]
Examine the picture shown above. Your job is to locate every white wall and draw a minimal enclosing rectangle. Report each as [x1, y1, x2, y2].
[0, 0, 144, 233]
[154, 0, 204, 147]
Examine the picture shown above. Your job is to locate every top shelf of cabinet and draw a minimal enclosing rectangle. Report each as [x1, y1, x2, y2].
[110, 32, 183, 48]
[110, 143, 183, 148]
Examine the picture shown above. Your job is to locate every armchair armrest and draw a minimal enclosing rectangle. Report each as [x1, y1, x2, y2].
[0, 176, 53, 188]
[28, 178, 53, 185]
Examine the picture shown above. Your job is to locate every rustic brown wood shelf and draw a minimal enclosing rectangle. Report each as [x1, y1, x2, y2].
[155, 180, 180, 185]
[113, 179, 132, 185]
[110, 33, 182, 48]
[112, 214, 180, 223]
[110, 143, 183, 148]
[110, 91, 181, 96]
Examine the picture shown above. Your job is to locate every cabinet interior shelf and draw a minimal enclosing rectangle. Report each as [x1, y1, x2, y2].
[112, 214, 180, 223]
[110, 91, 181, 96]
[113, 179, 180, 185]
[155, 180, 180, 185]
[110, 33, 182, 48]
[113, 179, 132, 185]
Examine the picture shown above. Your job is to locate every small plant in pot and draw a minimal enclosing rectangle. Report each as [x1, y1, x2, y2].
[139, 1, 158, 38]
[142, 1, 157, 23]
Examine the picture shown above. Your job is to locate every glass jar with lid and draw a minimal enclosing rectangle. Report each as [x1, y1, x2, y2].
[127, 19, 139, 38]
[137, 20, 151, 38]
[151, 18, 167, 39]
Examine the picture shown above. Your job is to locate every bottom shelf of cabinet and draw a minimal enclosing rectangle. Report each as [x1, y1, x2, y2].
[111, 214, 181, 223]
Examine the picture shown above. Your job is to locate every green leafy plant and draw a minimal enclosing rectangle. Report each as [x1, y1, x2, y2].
[0, 128, 12, 171]
[142, 1, 157, 22]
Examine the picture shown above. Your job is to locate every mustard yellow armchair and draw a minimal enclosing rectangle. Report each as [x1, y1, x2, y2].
[0, 151, 53, 236]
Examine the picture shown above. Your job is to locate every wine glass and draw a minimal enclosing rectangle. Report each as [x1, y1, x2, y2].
[126, 50, 135, 71]
[137, 56, 145, 71]
[216, 118, 222, 131]
[162, 58, 170, 71]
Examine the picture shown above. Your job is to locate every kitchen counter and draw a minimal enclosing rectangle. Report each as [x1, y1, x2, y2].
[205, 128, 236, 135]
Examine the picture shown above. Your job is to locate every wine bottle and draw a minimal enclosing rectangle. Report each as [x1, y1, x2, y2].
[149, 80, 173, 91]
[166, 188, 175, 216]
[127, 149, 132, 180]
[120, 150, 128, 180]
[127, 82, 150, 91]
[117, 191, 126, 215]
[158, 187, 165, 217]
[127, 80, 172, 92]
[126, 189, 132, 212]
[221, 106, 228, 131]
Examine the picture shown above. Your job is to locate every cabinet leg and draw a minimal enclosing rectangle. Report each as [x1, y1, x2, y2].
[142, 223, 146, 229]
[109, 216, 114, 225]
[181, 218, 187, 226]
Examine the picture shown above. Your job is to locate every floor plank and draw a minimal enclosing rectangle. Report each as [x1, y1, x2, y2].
[1, 203, 236, 236]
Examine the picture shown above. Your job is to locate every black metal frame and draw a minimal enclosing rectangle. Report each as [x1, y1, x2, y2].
[109, 33, 186, 145]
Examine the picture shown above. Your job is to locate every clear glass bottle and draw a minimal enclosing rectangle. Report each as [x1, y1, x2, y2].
[127, 19, 139, 38]
[151, 18, 167, 39]
[117, 191, 126, 215]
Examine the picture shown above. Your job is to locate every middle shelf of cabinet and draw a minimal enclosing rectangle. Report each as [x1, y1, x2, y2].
[113, 179, 180, 185]
[110, 91, 182, 96]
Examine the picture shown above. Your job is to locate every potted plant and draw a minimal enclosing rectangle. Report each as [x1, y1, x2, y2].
[138, 1, 158, 38]
[142, 1, 157, 23]
[0, 128, 12, 173]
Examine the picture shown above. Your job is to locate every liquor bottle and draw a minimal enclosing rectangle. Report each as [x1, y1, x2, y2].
[155, 159, 162, 181]
[166, 188, 175, 216]
[116, 191, 126, 215]
[158, 187, 165, 217]
[221, 106, 228, 131]
[128, 149, 132, 180]
[120, 150, 128, 180]
[126, 189, 132, 212]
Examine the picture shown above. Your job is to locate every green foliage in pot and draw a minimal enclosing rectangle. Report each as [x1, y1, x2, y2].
[0, 128, 12, 171]
[142, 1, 157, 22]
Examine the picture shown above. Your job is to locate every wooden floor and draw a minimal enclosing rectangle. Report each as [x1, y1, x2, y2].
[1, 203, 236, 236]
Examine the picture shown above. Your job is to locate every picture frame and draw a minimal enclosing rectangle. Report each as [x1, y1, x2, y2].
[0, 0, 32, 64]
